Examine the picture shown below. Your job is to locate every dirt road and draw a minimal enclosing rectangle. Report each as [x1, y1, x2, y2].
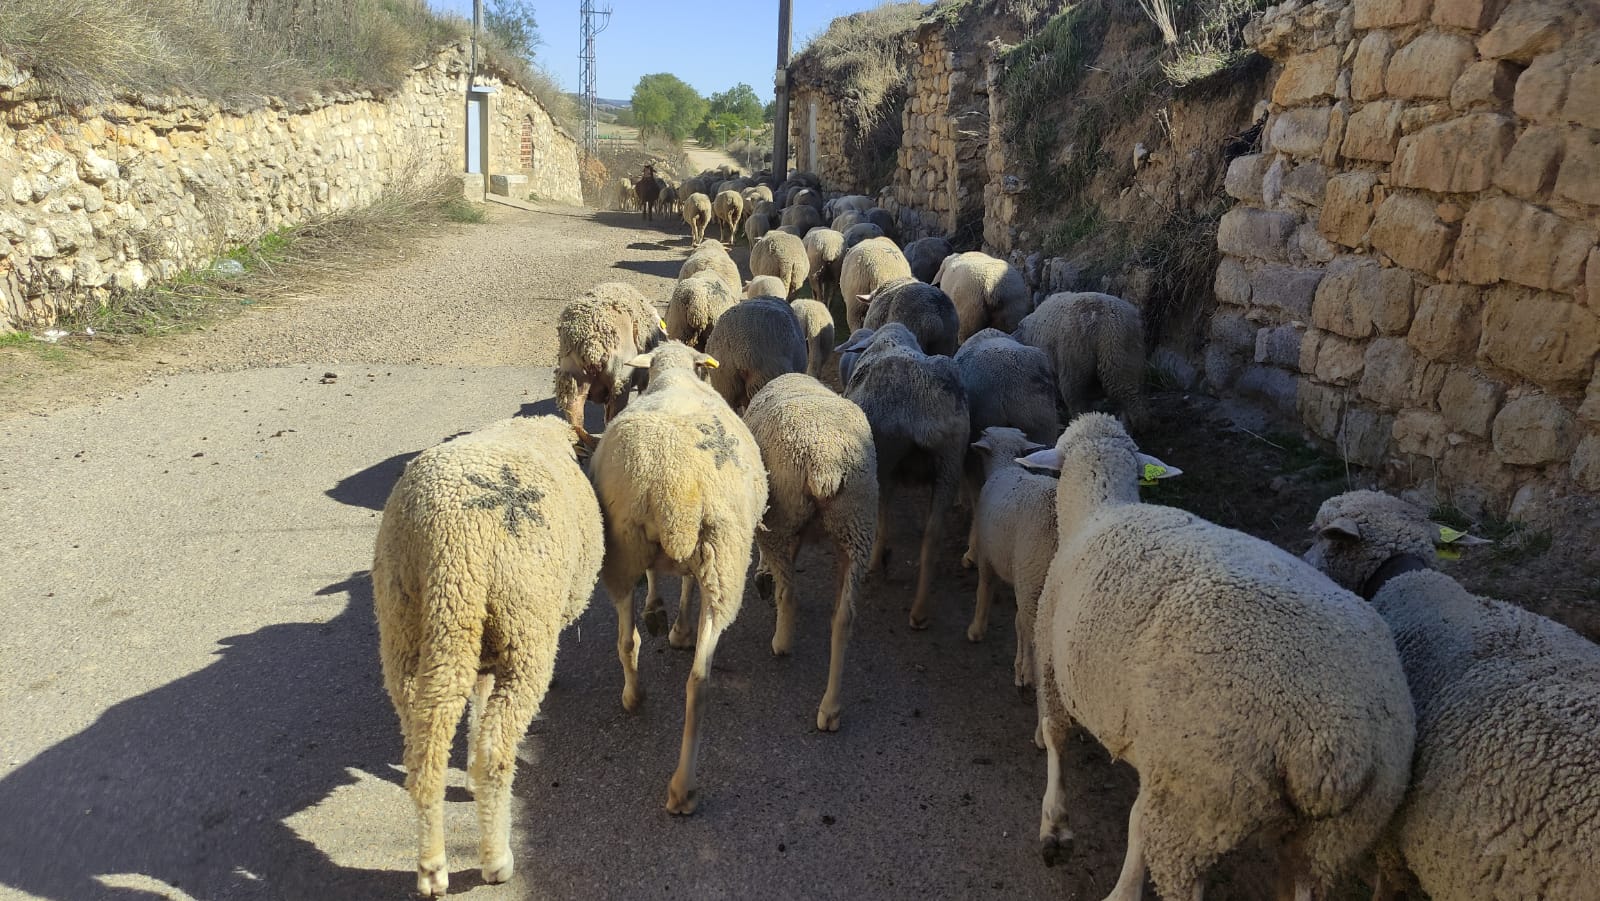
[0, 203, 1158, 901]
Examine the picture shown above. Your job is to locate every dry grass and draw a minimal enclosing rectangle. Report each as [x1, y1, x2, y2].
[796, 2, 928, 126]
[0, 0, 526, 106]
[58, 173, 476, 340]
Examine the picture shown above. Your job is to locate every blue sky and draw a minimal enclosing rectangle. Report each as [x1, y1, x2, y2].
[426, 0, 896, 100]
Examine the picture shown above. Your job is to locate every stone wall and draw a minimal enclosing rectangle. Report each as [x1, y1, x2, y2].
[0, 44, 581, 331]
[1206, 0, 1598, 518]
[789, 87, 862, 193]
[881, 27, 991, 242]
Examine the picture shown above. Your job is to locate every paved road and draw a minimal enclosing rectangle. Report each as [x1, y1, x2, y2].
[0, 204, 1150, 901]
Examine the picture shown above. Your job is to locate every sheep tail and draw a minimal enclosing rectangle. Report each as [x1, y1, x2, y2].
[404, 564, 486, 809]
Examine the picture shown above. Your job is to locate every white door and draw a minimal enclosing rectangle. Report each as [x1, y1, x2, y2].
[466, 97, 483, 174]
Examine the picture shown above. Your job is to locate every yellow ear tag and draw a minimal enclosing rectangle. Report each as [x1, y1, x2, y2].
[1438, 525, 1467, 543]
[1435, 545, 1463, 560]
[1139, 463, 1167, 487]
[659, 318, 668, 330]
[702, 356, 720, 369]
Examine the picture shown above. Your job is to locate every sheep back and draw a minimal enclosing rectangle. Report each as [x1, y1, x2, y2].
[749, 231, 811, 299]
[1044, 498, 1413, 892]
[840, 237, 913, 331]
[903, 236, 955, 283]
[746, 373, 877, 514]
[375, 415, 603, 650]
[679, 243, 741, 295]
[667, 272, 738, 350]
[705, 297, 809, 411]
[555, 282, 663, 408]
[789, 298, 835, 380]
[934, 251, 1032, 340]
[862, 278, 959, 358]
[955, 328, 1061, 444]
[1370, 569, 1600, 900]
[844, 324, 968, 478]
[1013, 291, 1146, 425]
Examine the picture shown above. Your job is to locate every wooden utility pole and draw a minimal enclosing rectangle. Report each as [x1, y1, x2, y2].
[772, 0, 792, 185]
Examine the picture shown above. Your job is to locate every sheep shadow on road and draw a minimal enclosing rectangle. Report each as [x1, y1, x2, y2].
[0, 573, 413, 901]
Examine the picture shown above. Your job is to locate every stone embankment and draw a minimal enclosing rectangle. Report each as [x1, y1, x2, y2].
[1207, 0, 1599, 518]
[0, 44, 581, 331]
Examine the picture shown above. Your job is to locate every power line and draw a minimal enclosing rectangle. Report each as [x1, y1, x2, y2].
[578, 0, 613, 158]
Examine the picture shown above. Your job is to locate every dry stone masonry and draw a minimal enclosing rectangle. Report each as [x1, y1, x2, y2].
[880, 26, 991, 243]
[1206, 0, 1599, 519]
[0, 45, 581, 331]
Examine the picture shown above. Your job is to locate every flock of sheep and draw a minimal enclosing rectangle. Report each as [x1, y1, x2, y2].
[370, 167, 1600, 898]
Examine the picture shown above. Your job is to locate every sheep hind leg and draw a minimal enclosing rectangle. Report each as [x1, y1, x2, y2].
[669, 577, 697, 649]
[766, 536, 801, 657]
[1038, 709, 1075, 866]
[641, 571, 667, 637]
[471, 651, 553, 885]
[666, 586, 727, 815]
[610, 585, 644, 712]
[1100, 790, 1153, 901]
[867, 482, 892, 574]
[968, 556, 995, 642]
[464, 672, 493, 795]
[816, 538, 862, 732]
[908, 468, 957, 630]
[406, 629, 480, 897]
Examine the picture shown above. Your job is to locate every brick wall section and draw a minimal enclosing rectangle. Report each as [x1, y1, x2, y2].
[1206, 0, 1599, 519]
[0, 44, 581, 331]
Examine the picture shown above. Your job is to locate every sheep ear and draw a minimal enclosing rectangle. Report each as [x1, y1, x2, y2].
[1135, 452, 1181, 485]
[1016, 447, 1062, 473]
[1319, 517, 1362, 542]
[858, 293, 873, 304]
[626, 352, 654, 368]
[972, 435, 995, 453]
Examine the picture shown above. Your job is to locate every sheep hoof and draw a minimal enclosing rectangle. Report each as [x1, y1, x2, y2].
[961, 551, 975, 569]
[642, 607, 668, 637]
[1039, 832, 1073, 868]
[417, 862, 449, 897]
[481, 853, 514, 885]
[816, 707, 841, 732]
[666, 781, 700, 816]
[668, 625, 695, 650]
[966, 622, 985, 643]
[622, 685, 645, 712]
[908, 613, 930, 631]
[754, 570, 774, 601]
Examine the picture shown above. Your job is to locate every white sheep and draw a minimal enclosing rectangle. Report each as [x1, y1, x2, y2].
[679, 241, 741, 296]
[373, 415, 603, 896]
[682, 192, 713, 246]
[744, 373, 878, 731]
[704, 296, 809, 412]
[934, 251, 1033, 341]
[1303, 490, 1600, 901]
[843, 322, 969, 629]
[840, 236, 913, 331]
[712, 190, 744, 244]
[744, 275, 788, 299]
[966, 427, 1057, 689]
[554, 282, 667, 447]
[1012, 291, 1148, 429]
[803, 227, 846, 307]
[1020, 414, 1414, 900]
[789, 297, 835, 380]
[749, 230, 811, 300]
[667, 271, 738, 351]
[861, 277, 959, 358]
[590, 342, 768, 815]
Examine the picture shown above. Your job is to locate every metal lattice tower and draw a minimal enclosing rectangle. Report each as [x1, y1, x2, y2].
[578, 0, 612, 157]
